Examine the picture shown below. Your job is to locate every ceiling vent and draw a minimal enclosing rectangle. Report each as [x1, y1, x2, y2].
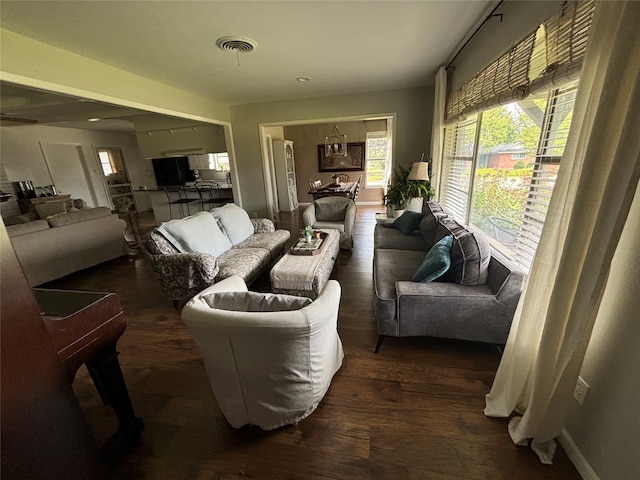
[216, 36, 258, 53]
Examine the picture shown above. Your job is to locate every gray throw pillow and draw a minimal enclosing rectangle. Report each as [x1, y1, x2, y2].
[34, 200, 66, 220]
[315, 202, 347, 222]
[435, 217, 491, 285]
[203, 291, 313, 312]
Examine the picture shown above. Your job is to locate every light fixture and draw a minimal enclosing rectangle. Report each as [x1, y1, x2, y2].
[324, 125, 347, 157]
[88, 117, 101, 122]
[408, 153, 430, 182]
[297, 76, 311, 82]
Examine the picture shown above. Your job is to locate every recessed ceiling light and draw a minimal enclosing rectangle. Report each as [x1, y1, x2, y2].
[88, 118, 101, 122]
[297, 77, 311, 82]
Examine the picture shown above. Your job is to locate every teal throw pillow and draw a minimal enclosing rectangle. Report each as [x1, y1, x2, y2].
[412, 235, 453, 282]
[388, 210, 424, 235]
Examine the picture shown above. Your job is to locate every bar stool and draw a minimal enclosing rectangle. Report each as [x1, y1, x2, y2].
[197, 182, 225, 211]
[163, 186, 198, 219]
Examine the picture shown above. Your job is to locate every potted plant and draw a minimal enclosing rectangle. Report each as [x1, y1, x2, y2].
[383, 165, 434, 217]
[300, 225, 314, 243]
[113, 196, 133, 213]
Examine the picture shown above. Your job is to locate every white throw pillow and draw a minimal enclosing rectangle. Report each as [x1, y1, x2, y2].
[210, 203, 254, 245]
[157, 211, 232, 257]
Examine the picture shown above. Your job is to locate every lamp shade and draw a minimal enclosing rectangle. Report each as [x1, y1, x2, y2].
[407, 162, 430, 181]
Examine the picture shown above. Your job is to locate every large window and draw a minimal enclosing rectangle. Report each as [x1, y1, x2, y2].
[365, 131, 389, 187]
[440, 82, 578, 272]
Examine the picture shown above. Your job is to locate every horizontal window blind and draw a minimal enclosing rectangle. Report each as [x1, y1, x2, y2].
[445, 0, 594, 124]
[440, 117, 478, 223]
[517, 82, 578, 270]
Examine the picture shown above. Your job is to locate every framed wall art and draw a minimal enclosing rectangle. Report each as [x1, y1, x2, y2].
[317, 142, 365, 172]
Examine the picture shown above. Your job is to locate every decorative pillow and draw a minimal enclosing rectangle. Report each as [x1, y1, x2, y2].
[157, 211, 232, 257]
[34, 200, 66, 220]
[315, 202, 348, 222]
[412, 235, 453, 282]
[210, 203, 255, 245]
[47, 207, 111, 227]
[203, 291, 312, 312]
[386, 210, 425, 235]
[435, 217, 491, 285]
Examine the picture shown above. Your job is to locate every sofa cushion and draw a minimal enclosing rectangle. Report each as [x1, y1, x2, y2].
[210, 203, 255, 245]
[374, 223, 426, 251]
[34, 200, 66, 220]
[203, 291, 312, 312]
[386, 210, 424, 235]
[412, 235, 453, 282]
[4, 211, 39, 225]
[47, 207, 112, 227]
[5, 220, 50, 237]
[435, 217, 491, 286]
[157, 211, 232, 257]
[315, 201, 347, 222]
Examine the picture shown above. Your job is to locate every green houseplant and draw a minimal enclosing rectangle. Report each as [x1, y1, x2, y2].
[113, 196, 133, 212]
[300, 225, 314, 242]
[383, 165, 434, 217]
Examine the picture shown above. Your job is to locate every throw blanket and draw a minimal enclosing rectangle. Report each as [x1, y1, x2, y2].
[157, 211, 232, 257]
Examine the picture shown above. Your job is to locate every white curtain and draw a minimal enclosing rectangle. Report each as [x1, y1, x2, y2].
[484, 0, 640, 464]
[430, 66, 447, 195]
[382, 117, 394, 194]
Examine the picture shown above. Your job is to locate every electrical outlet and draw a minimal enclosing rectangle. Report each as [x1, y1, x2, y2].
[573, 376, 590, 405]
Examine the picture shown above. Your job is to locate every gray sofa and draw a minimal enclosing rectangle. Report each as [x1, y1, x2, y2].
[5, 206, 128, 286]
[373, 201, 525, 352]
[144, 204, 290, 305]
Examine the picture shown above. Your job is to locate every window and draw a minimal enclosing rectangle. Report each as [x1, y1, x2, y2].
[205, 153, 230, 171]
[98, 150, 115, 175]
[440, 82, 578, 273]
[365, 131, 389, 187]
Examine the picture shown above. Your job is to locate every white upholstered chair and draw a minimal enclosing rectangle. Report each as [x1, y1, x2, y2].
[303, 196, 356, 249]
[181, 275, 344, 430]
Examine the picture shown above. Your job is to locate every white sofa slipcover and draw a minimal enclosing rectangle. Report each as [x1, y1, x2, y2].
[181, 276, 344, 430]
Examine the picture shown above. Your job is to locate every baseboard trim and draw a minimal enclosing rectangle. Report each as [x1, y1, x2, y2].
[559, 429, 600, 480]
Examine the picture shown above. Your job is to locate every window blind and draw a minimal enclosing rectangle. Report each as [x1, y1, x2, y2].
[516, 82, 578, 271]
[445, 0, 594, 124]
[440, 117, 478, 223]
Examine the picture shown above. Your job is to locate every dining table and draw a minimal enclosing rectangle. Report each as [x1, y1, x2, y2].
[308, 181, 358, 200]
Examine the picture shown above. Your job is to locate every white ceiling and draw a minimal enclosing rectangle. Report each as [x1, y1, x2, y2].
[0, 0, 493, 129]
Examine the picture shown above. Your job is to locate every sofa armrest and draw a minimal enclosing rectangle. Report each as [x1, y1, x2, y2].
[394, 280, 516, 342]
[302, 204, 317, 227]
[251, 218, 275, 233]
[344, 201, 356, 234]
[147, 252, 220, 291]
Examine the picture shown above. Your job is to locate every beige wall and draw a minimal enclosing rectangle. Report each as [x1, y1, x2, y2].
[0, 124, 145, 211]
[284, 120, 387, 205]
[230, 86, 433, 216]
[135, 124, 226, 159]
[563, 182, 640, 480]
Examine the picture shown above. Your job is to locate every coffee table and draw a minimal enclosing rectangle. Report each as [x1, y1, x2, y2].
[270, 229, 340, 299]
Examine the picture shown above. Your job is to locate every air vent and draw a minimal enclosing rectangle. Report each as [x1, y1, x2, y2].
[216, 36, 258, 53]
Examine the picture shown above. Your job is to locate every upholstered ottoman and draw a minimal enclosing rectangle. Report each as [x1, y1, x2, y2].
[270, 229, 340, 299]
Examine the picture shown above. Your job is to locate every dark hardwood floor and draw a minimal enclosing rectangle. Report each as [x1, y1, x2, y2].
[44, 206, 581, 479]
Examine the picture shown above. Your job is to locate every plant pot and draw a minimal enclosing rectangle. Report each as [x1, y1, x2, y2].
[305, 235, 312, 243]
[407, 197, 424, 213]
[387, 205, 405, 218]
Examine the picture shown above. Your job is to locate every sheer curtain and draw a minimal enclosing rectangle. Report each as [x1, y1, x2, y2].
[484, 0, 640, 464]
[430, 66, 446, 194]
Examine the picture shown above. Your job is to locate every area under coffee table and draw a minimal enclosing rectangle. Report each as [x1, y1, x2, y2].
[270, 229, 340, 299]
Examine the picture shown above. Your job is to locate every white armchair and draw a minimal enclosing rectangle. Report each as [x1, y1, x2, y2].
[181, 276, 344, 430]
[303, 196, 356, 249]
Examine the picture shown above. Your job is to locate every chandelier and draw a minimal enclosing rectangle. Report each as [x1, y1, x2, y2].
[324, 125, 347, 157]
